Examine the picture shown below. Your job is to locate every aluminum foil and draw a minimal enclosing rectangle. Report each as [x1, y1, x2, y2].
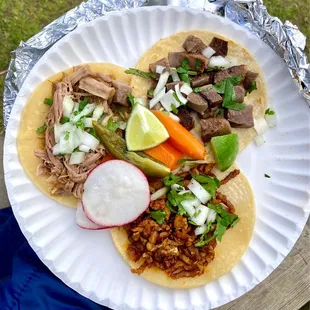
[3, 0, 309, 127]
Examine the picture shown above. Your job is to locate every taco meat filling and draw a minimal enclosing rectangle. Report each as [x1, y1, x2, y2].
[35, 65, 133, 199]
[125, 164, 240, 279]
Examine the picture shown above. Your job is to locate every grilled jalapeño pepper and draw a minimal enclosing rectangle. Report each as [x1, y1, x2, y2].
[93, 121, 170, 178]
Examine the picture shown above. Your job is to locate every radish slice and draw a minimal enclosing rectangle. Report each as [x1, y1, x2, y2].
[154, 71, 170, 96]
[76, 202, 104, 230]
[202, 46, 216, 58]
[151, 187, 169, 201]
[82, 160, 150, 227]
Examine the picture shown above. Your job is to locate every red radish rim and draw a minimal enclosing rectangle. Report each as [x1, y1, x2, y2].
[82, 160, 151, 227]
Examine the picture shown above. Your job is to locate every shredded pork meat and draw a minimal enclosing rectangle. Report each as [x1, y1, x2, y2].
[34, 65, 127, 199]
[127, 164, 239, 279]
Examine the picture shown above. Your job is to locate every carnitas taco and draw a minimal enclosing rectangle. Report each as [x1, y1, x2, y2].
[128, 30, 267, 151]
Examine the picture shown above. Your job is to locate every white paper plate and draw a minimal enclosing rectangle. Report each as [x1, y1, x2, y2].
[4, 6, 310, 310]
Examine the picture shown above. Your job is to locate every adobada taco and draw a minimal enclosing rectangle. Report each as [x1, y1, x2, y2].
[18, 63, 134, 208]
[111, 163, 254, 288]
[129, 30, 267, 151]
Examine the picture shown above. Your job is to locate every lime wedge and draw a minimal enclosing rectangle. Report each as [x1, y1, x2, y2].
[126, 104, 169, 151]
[211, 134, 239, 172]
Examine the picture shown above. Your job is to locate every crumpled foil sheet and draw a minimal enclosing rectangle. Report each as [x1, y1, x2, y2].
[3, 0, 309, 127]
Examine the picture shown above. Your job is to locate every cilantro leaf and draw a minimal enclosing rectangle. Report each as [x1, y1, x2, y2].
[44, 98, 53, 106]
[195, 235, 216, 247]
[208, 203, 238, 227]
[125, 68, 156, 79]
[78, 98, 89, 111]
[88, 128, 97, 138]
[36, 123, 47, 134]
[167, 190, 195, 216]
[76, 117, 85, 130]
[246, 80, 257, 94]
[163, 173, 183, 187]
[171, 104, 178, 114]
[98, 114, 106, 124]
[188, 71, 198, 76]
[213, 107, 224, 117]
[64, 131, 70, 141]
[60, 116, 70, 124]
[147, 89, 154, 97]
[224, 102, 246, 110]
[180, 73, 190, 84]
[196, 59, 202, 70]
[128, 94, 136, 107]
[265, 108, 275, 116]
[193, 87, 202, 93]
[172, 92, 182, 105]
[193, 209, 201, 217]
[231, 217, 240, 227]
[221, 80, 246, 111]
[114, 105, 125, 120]
[176, 67, 188, 74]
[177, 204, 188, 216]
[214, 76, 242, 94]
[264, 173, 271, 178]
[150, 210, 167, 225]
[214, 222, 226, 242]
[191, 173, 220, 198]
[166, 201, 177, 213]
[181, 58, 190, 70]
[105, 118, 120, 132]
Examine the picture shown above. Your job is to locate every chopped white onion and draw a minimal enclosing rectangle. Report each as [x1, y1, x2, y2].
[92, 104, 104, 120]
[195, 224, 207, 236]
[180, 83, 193, 96]
[79, 144, 91, 152]
[119, 121, 127, 130]
[254, 134, 266, 146]
[202, 46, 216, 59]
[70, 152, 85, 165]
[191, 205, 209, 226]
[208, 56, 231, 69]
[178, 190, 191, 195]
[171, 184, 185, 192]
[181, 198, 201, 217]
[62, 96, 75, 118]
[171, 69, 180, 82]
[149, 87, 166, 109]
[206, 209, 217, 223]
[254, 118, 269, 136]
[81, 131, 99, 150]
[188, 179, 211, 204]
[135, 97, 147, 107]
[160, 90, 180, 112]
[151, 187, 169, 201]
[168, 112, 180, 122]
[71, 103, 96, 123]
[265, 113, 277, 128]
[155, 65, 165, 74]
[84, 118, 94, 128]
[154, 71, 170, 96]
[54, 122, 74, 144]
[175, 84, 187, 105]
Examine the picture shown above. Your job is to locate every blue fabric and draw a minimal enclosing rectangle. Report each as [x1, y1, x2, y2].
[0, 207, 110, 310]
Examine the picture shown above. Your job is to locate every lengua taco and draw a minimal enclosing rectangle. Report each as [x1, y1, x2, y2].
[129, 30, 267, 151]
[110, 162, 254, 288]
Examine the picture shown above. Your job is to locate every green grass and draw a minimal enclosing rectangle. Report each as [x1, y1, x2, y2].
[0, 0, 309, 134]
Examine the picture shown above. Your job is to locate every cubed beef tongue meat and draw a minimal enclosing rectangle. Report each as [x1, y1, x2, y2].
[168, 52, 206, 72]
[166, 81, 184, 92]
[233, 85, 245, 103]
[149, 58, 171, 75]
[243, 71, 258, 90]
[112, 80, 132, 106]
[209, 37, 228, 57]
[200, 118, 231, 142]
[200, 85, 223, 107]
[226, 104, 254, 128]
[182, 35, 207, 54]
[191, 73, 214, 87]
[214, 65, 248, 84]
[187, 93, 209, 114]
[178, 108, 195, 130]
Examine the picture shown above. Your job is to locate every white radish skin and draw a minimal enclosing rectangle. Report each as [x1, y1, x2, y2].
[76, 202, 104, 230]
[83, 160, 150, 227]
